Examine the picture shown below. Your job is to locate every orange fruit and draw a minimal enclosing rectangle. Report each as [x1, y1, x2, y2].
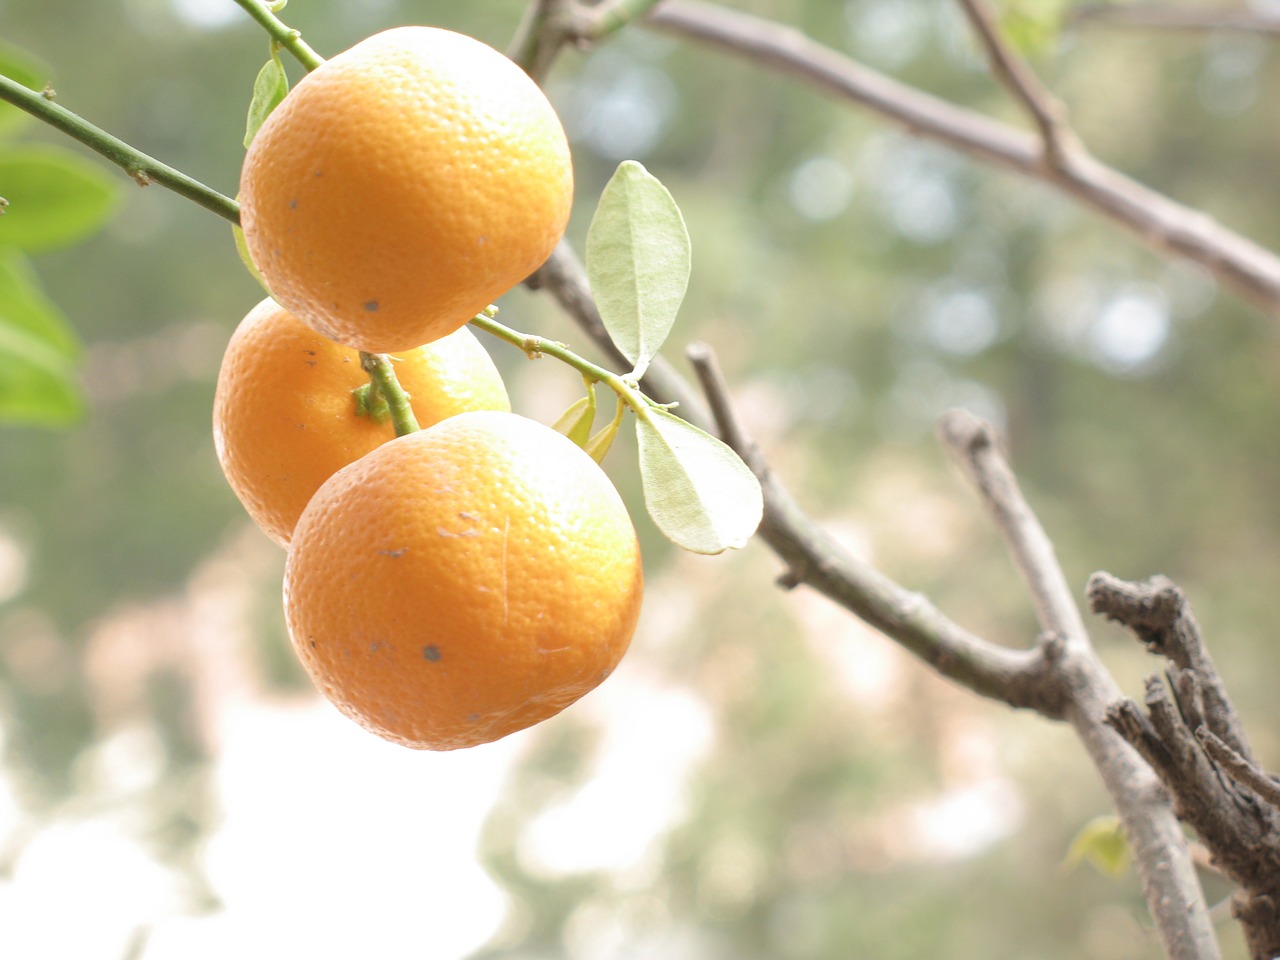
[283, 410, 644, 750]
[213, 297, 510, 547]
[239, 26, 574, 353]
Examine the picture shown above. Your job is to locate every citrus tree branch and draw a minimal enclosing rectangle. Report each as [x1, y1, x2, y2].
[1070, 4, 1280, 36]
[953, 0, 1080, 168]
[937, 410, 1087, 643]
[686, 342, 1059, 710]
[469, 308, 651, 414]
[641, 0, 1280, 320]
[934, 412, 1218, 960]
[1094, 573, 1280, 959]
[230, 0, 325, 70]
[0, 73, 240, 224]
[507, 0, 668, 82]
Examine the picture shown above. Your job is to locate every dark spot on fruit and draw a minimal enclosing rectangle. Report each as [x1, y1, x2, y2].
[377, 547, 408, 558]
[364, 300, 379, 312]
[423, 645, 442, 662]
[288, 199, 298, 210]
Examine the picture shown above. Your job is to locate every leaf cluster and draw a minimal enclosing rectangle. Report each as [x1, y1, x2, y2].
[0, 41, 117, 426]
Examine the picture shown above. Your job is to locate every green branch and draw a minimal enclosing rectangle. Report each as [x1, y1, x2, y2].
[469, 309, 652, 414]
[586, 0, 667, 37]
[0, 73, 241, 225]
[230, 0, 326, 71]
[508, 0, 666, 78]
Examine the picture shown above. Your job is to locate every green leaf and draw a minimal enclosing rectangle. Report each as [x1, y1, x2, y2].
[0, 41, 49, 137]
[635, 407, 762, 554]
[0, 317, 83, 426]
[232, 221, 270, 292]
[0, 249, 79, 357]
[0, 143, 118, 253]
[999, 0, 1070, 57]
[584, 395, 626, 464]
[244, 51, 289, 148]
[1063, 815, 1130, 877]
[553, 390, 596, 448]
[585, 160, 691, 379]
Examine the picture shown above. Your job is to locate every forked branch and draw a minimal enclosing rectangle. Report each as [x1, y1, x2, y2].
[641, 0, 1280, 319]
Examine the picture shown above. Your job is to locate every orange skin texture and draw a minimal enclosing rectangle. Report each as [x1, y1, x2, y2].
[239, 26, 574, 353]
[283, 411, 644, 751]
[213, 297, 510, 547]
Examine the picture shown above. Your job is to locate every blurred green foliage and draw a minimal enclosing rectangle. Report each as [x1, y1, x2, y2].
[0, 1, 1275, 957]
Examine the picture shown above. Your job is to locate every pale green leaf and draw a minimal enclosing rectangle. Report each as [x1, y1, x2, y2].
[0, 248, 79, 357]
[1063, 815, 1130, 877]
[552, 392, 596, 448]
[244, 52, 289, 148]
[584, 396, 626, 464]
[232, 222, 270, 292]
[635, 407, 762, 554]
[0, 143, 118, 252]
[585, 160, 690, 379]
[999, 0, 1070, 57]
[0, 317, 83, 426]
[0, 42, 49, 137]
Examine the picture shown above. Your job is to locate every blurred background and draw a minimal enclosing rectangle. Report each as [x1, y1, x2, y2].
[1, 0, 1278, 957]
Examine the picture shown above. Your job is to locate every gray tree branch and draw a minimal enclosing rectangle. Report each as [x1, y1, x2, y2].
[1070, 4, 1280, 36]
[641, 0, 1280, 319]
[1093, 574, 1280, 960]
[953, 0, 1080, 167]
[933, 412, 1217, 960]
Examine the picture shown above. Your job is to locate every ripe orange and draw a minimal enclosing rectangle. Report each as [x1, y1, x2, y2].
[213, 297, 510, 547]
[239, 26, 574, 353]
[283, 411, 644, 750]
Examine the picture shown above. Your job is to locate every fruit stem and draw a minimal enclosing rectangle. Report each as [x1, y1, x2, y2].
[359, 353, 420, 437]
[0, 73, 241, 225]
[231, 0, 326, 71]
[469, 310, 652, 417]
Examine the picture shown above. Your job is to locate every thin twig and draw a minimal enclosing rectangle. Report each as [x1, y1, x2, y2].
[1197, 728, 1280, 809]
[1087, 572, 1255, 764]
[953, 0, 1080, 168]
[0, 74, 240, 225]
[936, 410, 1088, 644]
[231, 0, 325, 71]
[642, 0, 1280, 319]
[930, 412, 1216, 960]
[685, 343, 1055, 711]
[1070, 4, 1280, 36]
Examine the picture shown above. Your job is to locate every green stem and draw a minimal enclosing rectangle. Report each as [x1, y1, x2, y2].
[0, 74, 241, 225]
[469, 311, 652, 415]
[360, 352, 420, 437]
[585, 0, 667, 38]
[230, 0, 326, 71]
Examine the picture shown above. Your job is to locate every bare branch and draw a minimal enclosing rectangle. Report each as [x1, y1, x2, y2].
[1088, 572, 1254, 763]
[953, 0, 1080, 167]
[1070, 4, 1280, 36]
[642, 0, 1280, 319]
[931, 414, 1217, 960]
[936, 409, 1088, 645]
[1097, 573, 1280, 958]
[533, 236, 1219, 959]
[686, 342, 1063, 711]
[1197, 728, 1280, 810]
